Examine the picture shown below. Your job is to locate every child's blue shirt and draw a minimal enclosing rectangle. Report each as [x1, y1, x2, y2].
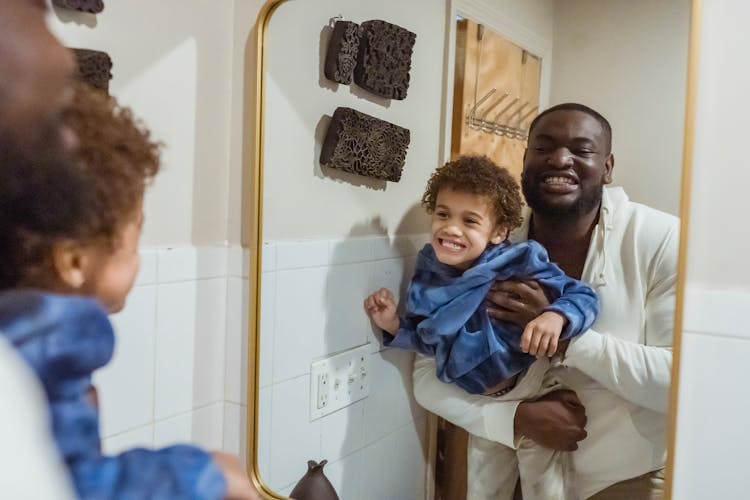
[383, 241, 599, 394]
[0, 290, 227, 500]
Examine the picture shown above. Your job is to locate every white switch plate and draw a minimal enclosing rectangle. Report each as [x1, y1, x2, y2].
[309, 343, 371, 421]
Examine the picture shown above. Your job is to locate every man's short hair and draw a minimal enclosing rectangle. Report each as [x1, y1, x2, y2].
[528, 103, 612, 153]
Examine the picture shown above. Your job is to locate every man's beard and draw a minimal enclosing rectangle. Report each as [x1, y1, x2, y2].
[521, 170, 603, 220]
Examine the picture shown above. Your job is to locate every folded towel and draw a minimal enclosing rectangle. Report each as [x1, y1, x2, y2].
[320, 106, 410, 182]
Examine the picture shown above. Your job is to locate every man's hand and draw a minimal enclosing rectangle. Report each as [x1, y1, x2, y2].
[514, 390, 587, 451]
[211, 451, 262, 500]
[486, 280, 550, 328]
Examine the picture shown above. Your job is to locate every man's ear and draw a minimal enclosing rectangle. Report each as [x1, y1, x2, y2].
[603, 152, 615, 184]
[51, 240, 87, 289]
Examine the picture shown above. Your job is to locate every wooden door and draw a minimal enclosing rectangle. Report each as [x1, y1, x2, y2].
[435, 19, 542, 500]
[450, 19, 541, 181]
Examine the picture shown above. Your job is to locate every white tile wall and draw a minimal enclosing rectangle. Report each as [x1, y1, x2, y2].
[324, 451, 364, 500]
[257, 386, 273, 481]
[324, 262, 371, 352]
[134, 249, 158, 286]
[363, 349, 425, 446]
[257, 235, 430, 495]
[225, 277, 250, 402]
[154, 278, 226, 419]
[320, 400, 365, 462]
[673, 286, 750, 499]
[269, 374, 322, 489]
[258, 272, 276, 389]
[673, 331, 750, 499]
[222, 402, 246, 461]
[153, 402, 224, 451]
[96, 238, 429, 500]
[96, 246, 229, 450]
[157, 246, 228, 283]
[102, 425, 154, 455]
[276, 240, 329, 270]
[95, 285, 157, 437]
[683, 285, 750, 340]
[273, 266, 329, 383]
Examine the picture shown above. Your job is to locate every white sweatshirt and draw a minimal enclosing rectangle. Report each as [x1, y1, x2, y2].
[412, 187, 679, 498]
[0, 338, 75, 499]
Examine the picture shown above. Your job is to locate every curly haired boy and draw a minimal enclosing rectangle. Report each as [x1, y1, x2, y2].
[0, 83, 258, 499]
[365, 155, 599, 499]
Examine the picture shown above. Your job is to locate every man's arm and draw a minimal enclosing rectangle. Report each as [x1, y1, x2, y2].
[413, 354, 588, 450]
[490, 221, 678, 414]
[562, 228, 677, 413]
[412, 353, 521, 448]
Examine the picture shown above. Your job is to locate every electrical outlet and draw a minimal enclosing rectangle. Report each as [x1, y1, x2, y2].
[309, 343, 371, 421]
[317, 373, 329, 409]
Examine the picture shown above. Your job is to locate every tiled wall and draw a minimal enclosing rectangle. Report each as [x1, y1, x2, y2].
[672, 286, 750, 499]
[254, 235, 430, 499]
[96, 237, 430, 499]
[96, 246, 230, 455]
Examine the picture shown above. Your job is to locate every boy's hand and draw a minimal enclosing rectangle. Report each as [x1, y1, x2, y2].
[364, 287, 399, 334]
[210, 451, 262, 500]
[520, 311, 567, 357]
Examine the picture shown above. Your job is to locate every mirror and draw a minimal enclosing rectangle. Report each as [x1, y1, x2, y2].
[243, 1, 696, 498]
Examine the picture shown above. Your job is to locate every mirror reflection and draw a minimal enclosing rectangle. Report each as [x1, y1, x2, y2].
[250, 1, 690, 499]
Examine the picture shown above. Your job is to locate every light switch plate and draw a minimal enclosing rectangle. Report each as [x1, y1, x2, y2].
[309, 343, 371, 421]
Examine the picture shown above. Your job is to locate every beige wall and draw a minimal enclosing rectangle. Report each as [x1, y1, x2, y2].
[227, 0, 265, 245]
[48, 1, 235, 246]
[673, 4, 750, 497]
[550, 0, 690, 216]
[255, 0, 449, 241]
[684, 0, 750, 287]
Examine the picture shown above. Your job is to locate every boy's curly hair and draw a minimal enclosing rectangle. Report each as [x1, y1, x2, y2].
[64, 82, 161, 242]
[0, 82, 162, 289]
[421, 155, 523, 231]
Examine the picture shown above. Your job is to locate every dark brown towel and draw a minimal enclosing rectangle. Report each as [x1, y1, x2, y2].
[320, 107, 410, 182]
[53, 0, 104, 14]
[353, 20, 416, 100]
[324, 20, 360, 85]
[71, 48, 113, 93]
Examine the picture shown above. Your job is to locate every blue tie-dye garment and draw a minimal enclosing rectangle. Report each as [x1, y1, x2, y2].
[0, 291, 227, 500]
[383, 241, 599, 394]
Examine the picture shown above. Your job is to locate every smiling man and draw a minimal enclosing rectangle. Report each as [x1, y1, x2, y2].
[0, 0, 86, 273]
[413, 103, 679, 499]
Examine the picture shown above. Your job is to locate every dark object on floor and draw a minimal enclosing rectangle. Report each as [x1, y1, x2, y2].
[289, 460, 339, 500]
[324, 20, 360, 85]
[353, 20, 416, 100]
[320, 107, 410, 182]
[52, 0, 104, 14]
[72, 49, 113, 93]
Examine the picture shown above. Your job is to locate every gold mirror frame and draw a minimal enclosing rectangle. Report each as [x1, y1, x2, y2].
[243, 1, 701, 498]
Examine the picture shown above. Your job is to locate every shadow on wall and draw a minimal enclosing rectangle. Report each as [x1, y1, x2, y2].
[321, 206, 430, 498]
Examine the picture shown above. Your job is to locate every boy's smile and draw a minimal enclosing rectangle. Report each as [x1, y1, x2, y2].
[431, 187, 505, 270]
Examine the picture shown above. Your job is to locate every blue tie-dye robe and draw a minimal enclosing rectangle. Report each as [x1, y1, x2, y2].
[0, 291, 226, 499]
[383, 241, 599, 394]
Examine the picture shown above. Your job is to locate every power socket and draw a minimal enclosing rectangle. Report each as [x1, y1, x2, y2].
[309, 343, 371, 421]
[317, 373, 329, 409]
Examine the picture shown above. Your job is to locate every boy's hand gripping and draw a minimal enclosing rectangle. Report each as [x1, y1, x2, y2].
[520, 311, 568, 358]
[364, 287, 399, 335]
